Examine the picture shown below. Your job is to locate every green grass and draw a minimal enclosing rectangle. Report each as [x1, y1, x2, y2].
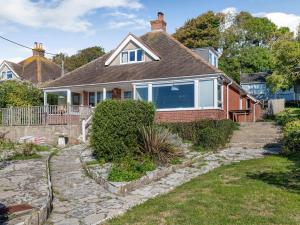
[10, 153, 41, 160]
[106, 154, 300, 225]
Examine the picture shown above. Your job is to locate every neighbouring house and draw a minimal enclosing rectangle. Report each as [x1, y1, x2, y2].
[0, 42, 62, 85]
[240, 72, 300, 101]
[43, 12, 262, 123]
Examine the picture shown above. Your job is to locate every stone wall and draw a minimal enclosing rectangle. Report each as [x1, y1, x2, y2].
[0, 125, 81, 145]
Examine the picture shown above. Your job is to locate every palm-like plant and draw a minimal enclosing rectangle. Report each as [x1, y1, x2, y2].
[138, 126, 184, 164]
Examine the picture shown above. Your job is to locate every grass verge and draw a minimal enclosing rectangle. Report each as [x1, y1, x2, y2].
[105, 154, 300, 225]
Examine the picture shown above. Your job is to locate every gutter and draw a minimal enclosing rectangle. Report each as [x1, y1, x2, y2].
[226, 81, 233, 119]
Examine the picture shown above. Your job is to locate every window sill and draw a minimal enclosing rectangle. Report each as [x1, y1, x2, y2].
[156, 107, 223, 112]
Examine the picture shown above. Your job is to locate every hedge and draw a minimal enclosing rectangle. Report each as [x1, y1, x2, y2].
[283, 120, 300, 153]
[161, 119, 238, 150]
[90, 100, 155, 162]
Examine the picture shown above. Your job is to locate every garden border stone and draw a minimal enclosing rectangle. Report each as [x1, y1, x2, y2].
[80, 147, 204, 196]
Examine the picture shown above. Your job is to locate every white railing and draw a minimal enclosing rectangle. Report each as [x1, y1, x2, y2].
[81, 113, 93, 143]
[0, 105, 93, 126]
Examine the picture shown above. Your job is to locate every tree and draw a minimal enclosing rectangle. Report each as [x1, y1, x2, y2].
[173, 10, 294, 82]
[173, 11, 223, 49]
[0, 81, 43, 108]
[267, 40, 300, 92]
[52, 46, 105, 72]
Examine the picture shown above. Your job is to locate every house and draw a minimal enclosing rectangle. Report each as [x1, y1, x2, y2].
[43, 12, 262, 123]
[0, 43, 62, 84]
[240, 72, 300, 101]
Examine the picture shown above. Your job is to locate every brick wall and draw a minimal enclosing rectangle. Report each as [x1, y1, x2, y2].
[155, 109, 226, 123]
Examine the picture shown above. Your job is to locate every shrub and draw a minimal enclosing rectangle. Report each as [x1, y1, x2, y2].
[138, 126, 184, 165]
[276, 108, 300, 126]
[108, 156, 155, 182]
[283, 120, 300, 135]
[161, 119, 238, 150]
[282, 120, 300, 153]
[90, 100, 155, 162]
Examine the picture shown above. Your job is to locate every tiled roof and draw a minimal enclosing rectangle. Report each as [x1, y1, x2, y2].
[5, 56, 61, 84]
[45, 31, 221, 88]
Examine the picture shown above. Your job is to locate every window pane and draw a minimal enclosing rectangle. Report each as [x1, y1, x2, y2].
[72, 93, 80, 105]
[97, 92, 103, 103]
[47, 91, 67, 105]
[89, 92, 95, 106]
[106, 91, 112, 99]
[153, 83, 194, 109]
[137, 49, 143, 61]
[124, 91, 132, 99]
[199, 80, 214, 107]
[121, 52, 128, 63]
[217, 83, 222, 108]
[6, 71, 12, 79]
[129, 51, 135, 62]
[136, 87, 148, 101]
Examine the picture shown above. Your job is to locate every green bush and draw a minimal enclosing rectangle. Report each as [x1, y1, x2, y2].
[90, 100, 155, 162]
[276, 108, 300, 126]
[108, 156, 155, 182]
[138, 126, 184, 165]
[161, 119, 238, 150]
[282, 120, 300, 153]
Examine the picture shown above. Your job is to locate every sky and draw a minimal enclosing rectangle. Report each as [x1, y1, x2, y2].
[1, 0, 300, 63]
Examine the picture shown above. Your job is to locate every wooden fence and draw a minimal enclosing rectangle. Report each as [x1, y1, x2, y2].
[0, 105, 93, 126]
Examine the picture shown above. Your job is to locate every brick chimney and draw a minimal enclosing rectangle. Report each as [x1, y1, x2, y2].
[150, 12, 167, 32]
[32, 42, 45, 57]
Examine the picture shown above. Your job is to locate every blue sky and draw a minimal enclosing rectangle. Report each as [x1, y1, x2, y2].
[1, 0, 300, 63]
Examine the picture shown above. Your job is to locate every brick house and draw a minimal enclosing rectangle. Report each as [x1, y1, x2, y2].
[43, 12, 262, 123]
[0, 42, 61, 85]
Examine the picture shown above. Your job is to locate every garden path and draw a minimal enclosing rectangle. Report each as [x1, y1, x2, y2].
[46, 144, 279, 225]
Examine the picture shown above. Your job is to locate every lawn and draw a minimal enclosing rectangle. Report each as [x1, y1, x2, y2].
[106, 154, 300, 225]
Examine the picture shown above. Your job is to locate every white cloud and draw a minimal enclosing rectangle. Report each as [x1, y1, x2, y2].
[222, 7, 300, 34]
[107, 11, 148, 30]
[0, 0, 143, 32]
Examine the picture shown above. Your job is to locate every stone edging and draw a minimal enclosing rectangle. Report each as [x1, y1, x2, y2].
[80, 149, 204, 196]
[23, 151, 55, 225]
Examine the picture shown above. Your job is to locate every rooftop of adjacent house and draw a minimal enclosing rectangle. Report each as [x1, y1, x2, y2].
[3, 42, 62, 84]
[240, 72, 270, 84]
[44, 12, 222, 89]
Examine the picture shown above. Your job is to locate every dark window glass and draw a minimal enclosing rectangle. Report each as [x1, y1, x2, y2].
[89, 92, 95, 106]
[6, 71, 13, 79]
[247, 99, 251, 109]
[72, 93, 80, 105]
[124, 91, 132, 99]
[129, 51, 135, 62]
[137, 49, 143, 61]
[97, 92, 103, 103]
[153, 83, 194, 109]
[136, 87, 148, 101]
[106, 91, 112, 99]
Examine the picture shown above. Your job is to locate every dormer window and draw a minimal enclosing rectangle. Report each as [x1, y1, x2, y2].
[121, 49, 144, 64]
[6, 71, 13, 79]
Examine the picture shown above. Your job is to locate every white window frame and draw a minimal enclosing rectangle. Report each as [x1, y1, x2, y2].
[6, 71, 13, 80]
[120, 48, 145, 65]
[133, 77, 223, 112]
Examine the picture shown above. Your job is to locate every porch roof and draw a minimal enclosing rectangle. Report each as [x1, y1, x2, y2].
[44, 31, 221, 89]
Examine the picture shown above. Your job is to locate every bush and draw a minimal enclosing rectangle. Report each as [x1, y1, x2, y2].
[161, 119, 238, 150]
[282, 120, 300, 153]
[90, 100, 155, 162]
[138, 126, 184, 165]
[276, 108, 300, 126]
[108, 156, 155, 182]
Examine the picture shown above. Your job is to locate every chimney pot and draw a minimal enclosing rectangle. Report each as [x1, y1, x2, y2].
[150, 11, 167, 32]
[32, 42, 45, 57]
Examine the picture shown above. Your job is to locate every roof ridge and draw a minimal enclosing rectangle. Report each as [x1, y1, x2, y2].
[159, 31, 222, 73]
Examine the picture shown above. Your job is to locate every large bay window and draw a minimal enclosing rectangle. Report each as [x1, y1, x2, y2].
[153, 82, 194, 109]
[134, 78, 223, 111]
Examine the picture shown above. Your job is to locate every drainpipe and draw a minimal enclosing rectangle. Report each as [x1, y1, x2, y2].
[226, 81, 233, 119]
[253, 101, 259, 122]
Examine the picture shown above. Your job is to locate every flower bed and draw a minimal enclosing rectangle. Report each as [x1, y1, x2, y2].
[80, 146, 203, 196]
